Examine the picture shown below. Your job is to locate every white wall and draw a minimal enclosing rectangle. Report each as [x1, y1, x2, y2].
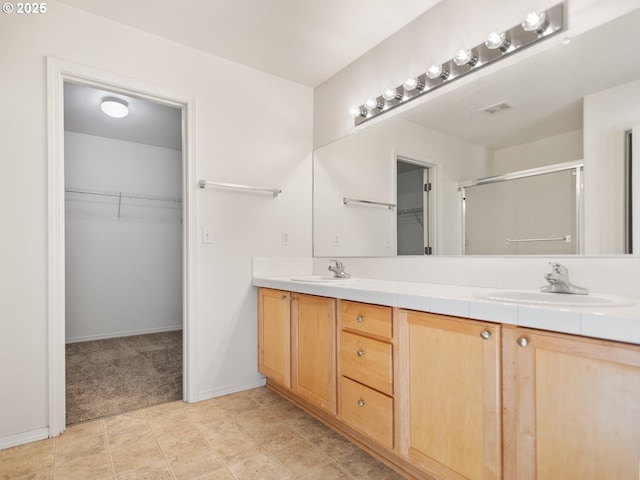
[584, 79, 640, 254]
[0, 1, 312, 444]
[314, 0, 640, 148]
[492, 130, 583, 175]
[65, 132, 182, 342]
[313, 117, 490, 256]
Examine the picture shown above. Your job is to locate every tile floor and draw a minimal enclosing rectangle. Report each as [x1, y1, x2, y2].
[0, 387, 406, 480]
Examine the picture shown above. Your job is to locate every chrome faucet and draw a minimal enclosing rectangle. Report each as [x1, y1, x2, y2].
[540, 263, 588, 295]
[328, 259, 350, 279]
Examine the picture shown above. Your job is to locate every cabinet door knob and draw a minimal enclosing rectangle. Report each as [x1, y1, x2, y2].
[357, 349, 365, 357]
[517, 337, 529, 348]
[281, 294, 287, 300]
[480, 330, 491, 340]
[356, 315, 365, 323]
[357, 399, 366, 407]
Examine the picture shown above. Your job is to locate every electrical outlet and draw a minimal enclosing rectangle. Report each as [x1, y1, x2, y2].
[282, 231, 290, 246]
[333, 233, 340, 246]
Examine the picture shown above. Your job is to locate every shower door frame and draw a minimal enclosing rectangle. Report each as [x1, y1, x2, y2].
[46, 57, 198, 437]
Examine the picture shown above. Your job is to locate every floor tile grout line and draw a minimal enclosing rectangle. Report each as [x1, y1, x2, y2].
[143, 408, 178, 480]
[101, 419, 117, 479]
[50, 436, 58, 479]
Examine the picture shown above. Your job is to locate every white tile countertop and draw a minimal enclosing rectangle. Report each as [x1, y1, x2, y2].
[252, 275, 640, 346]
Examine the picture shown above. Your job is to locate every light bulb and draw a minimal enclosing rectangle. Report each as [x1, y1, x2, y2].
[382, 88, 398, 102]
[426, 65, 448, 80]
[485, 31, 509, 50]
[453, 49, 477, 67]
[522, 10, 546, 32]
[403, 77, 418, 91]
[100, 98, 129, 118]
[365, 98, 380, 111]
[349, 105, 366, 117]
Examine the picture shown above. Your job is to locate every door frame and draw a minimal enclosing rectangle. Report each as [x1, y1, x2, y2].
[47, 57, 198, 437]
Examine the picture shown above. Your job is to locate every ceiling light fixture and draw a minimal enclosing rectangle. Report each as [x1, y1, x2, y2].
[351, 2, 564, 126]
[101, 97, 129, 118]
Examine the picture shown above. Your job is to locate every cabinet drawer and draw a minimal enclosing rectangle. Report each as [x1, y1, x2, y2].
[340, 331, 393, 395]
[340, 301, 392, 339]
[341, 376, 393, 450]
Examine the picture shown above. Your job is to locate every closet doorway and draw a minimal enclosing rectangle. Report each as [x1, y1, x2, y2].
[63, 82, 184, 425]
[396, 158, 434, 255]
[48, 57, 197, 437]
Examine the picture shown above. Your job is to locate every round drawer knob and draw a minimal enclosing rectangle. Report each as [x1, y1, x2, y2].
[357, 349, 365, 357]
[357, 399, 366, 407]
[517, 337, 529, 348]
[356, 315, 365, 323]
[480, 330, 491, 340]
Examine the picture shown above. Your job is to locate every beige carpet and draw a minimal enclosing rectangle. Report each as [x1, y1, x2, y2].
[65, 330, 182, 425]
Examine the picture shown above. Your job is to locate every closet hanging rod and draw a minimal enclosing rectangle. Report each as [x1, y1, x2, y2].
[198, 180, 281, 197]
[65, 186, 181, 203]
[343, 197, 396, 209]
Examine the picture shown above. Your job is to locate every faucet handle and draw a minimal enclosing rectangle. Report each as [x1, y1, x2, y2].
[549, 262, 568, 275]
[329, 258, 343, 269]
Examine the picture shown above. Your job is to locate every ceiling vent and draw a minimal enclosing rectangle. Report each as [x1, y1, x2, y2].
[479, 101, 512, 114]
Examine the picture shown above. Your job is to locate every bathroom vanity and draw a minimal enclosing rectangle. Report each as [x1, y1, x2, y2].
[254, 276, 640, 480]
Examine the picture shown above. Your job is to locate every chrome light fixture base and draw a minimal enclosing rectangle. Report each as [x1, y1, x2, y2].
[353, 2, 564, 126]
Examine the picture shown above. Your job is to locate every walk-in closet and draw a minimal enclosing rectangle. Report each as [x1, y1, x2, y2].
[63, 82, 184, 424]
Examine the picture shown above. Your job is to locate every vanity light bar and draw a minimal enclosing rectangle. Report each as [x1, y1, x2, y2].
[352, 2, 565, 126]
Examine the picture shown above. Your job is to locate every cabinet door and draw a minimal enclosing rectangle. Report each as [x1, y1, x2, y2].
[503, 326, 640, 480]
[291, 293, 337, 414]
[398, 311, 501, 480]
[257, 288, 291, 388]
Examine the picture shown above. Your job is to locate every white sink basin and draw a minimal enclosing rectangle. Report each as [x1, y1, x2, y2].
[475, 290, 634, 308]
[290, 275, 354, 283]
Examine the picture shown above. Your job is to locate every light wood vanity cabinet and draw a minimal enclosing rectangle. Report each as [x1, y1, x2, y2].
[257, 288, 337, 415]
[338, 300, 395, 450]
[291, 292, 337, 414]
[258, 287, 640, 480]
[398, 310, 502, 480]
[257, 288, 291, 388]
[502, 325, 640, 480]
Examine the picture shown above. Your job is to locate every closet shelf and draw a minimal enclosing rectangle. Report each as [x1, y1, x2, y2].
[65, 186, 182, 220]
[397, 207, 423, 215]
[65, 186, 182, 203]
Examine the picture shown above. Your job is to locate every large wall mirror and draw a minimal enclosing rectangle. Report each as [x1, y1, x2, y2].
[313, 10, 640, 257]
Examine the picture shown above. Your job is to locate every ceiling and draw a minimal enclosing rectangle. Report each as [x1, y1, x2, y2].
[57, 0, 442, 88]
[61, 0, 443, 149]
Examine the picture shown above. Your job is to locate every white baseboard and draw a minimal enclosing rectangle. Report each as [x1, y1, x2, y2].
[197, 376, 267, 402]
[0, 428, 50, 450]
[65, 325, 182, 344]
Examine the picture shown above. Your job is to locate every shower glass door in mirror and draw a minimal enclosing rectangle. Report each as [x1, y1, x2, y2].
[462, 165, 581, 255]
